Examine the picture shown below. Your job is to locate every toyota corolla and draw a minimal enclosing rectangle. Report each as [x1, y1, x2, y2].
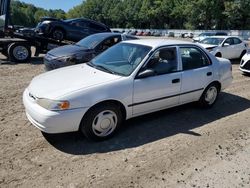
[23, 39, 233, 141]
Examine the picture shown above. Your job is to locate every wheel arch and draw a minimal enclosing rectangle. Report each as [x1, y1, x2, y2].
[206, 80, 221, 92]
[215, 52, 222, 57]
[79, 99, 127, 130]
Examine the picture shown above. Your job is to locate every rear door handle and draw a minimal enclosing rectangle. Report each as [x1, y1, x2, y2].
[207, 72, 212, 76]
[172, 78, 180, 84]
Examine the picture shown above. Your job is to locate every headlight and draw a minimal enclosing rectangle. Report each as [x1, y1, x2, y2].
[57, 56, 73, 63]
[36, 98, 70, 111]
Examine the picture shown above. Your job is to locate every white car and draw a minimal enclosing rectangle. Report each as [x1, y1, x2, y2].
[193, 32, 227, 42]
[198, 36, 248, 59]
[23, 39, 233, 141]
[240, 53, 250, 74]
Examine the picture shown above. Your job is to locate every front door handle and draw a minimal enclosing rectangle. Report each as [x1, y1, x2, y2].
[172, 78, 180, 84]
[207, 72, 212, 76]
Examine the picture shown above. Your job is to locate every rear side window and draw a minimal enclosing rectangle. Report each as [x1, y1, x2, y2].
[71, 21, 88, 29]
[89, 22, 107, 31]
[233, 37, 242, 45]
[180, 47, 211, 71]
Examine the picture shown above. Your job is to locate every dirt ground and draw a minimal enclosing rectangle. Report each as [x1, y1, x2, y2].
[0, 52, 250, 188]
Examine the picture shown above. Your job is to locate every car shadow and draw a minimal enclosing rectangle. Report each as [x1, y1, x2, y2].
[0, 56, 44, 65]
[230, 59, 240, 64]
[43, 92, 250, 155]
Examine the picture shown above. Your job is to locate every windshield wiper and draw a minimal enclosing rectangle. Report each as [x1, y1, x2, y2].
[95, 65, 116, 74]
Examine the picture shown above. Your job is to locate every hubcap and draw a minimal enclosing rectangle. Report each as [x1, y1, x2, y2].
[205, 86, 217, 105]
[92, 110, 117, 137]
[13, 46, 29, 60]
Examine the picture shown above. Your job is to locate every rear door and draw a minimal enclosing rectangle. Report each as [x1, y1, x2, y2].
[179, 46, 213, 103]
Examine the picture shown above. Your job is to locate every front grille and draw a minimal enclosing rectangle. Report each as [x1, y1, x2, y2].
[242, 60, 250, 70]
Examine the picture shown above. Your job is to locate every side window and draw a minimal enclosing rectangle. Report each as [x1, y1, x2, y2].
[233, 38, 242, 45]
[89, 22, 106, 31]
[224, 38, 233, 45]
[71, 21, 88, 29]
[146, 47, 178, 75]
[180, 47, 211, 71]
[96, 36, 121, 52]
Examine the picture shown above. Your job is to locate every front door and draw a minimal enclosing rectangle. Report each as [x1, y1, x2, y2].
[132, 47, 182, 116]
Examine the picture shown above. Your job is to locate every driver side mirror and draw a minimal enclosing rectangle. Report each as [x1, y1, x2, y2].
[223, 43, 230, 47]
[136, 69, 155, 79]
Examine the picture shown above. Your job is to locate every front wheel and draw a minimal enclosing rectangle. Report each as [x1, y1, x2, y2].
[80, 103, 123, 141]
[199, 83, 219, 108]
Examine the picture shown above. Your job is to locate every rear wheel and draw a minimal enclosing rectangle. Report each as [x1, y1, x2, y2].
[8, 43, 31, 63]
[80, 103, 123, 141]
[52, 29, 65, 41]
[199, 83, 219, 108]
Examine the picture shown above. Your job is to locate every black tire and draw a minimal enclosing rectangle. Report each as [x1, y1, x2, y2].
[80, 103, 123, 141]
[51, 28, 65, 41]
[215, 52, 222, 58]
[199, 83, 219, 108]
[7, 43, 31, 63]
[240, 50, 246, 59]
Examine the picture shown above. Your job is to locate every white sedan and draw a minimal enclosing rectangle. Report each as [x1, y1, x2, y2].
[23, 39, 233, 141]
[198, 36, 248, 59]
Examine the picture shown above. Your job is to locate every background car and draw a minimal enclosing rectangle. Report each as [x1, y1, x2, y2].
[193, 31, 228, 42]
[23, 39, 232, 141]
[36, 17, 111, 41]
[44, 32, 138, 71]
[198, 36, 248, 59]
[240, 53, 250, 75]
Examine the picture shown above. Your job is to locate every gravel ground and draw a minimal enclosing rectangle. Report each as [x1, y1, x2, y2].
[0, 53, 250, 188]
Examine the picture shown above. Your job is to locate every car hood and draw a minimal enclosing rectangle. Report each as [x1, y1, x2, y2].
[199, 43, 218, 49]
[48, 44, 91, 57]
[28, 64, 122, 99]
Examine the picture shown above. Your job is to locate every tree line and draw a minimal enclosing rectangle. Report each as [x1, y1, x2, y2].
[10, 0, 250, 30]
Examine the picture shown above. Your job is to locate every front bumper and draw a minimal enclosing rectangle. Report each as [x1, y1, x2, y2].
[23, 88, 88, 133]
[239, 58, 250, 73]
[44, 57, 67, 71]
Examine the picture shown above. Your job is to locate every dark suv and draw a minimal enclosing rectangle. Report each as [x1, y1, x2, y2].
[36, 17, 111, 42]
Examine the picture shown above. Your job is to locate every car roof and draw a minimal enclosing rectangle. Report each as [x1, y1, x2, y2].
[205, 36, 239, 39]
[81, 32, 138, 40]
[65, 18, 109, 27]
[122, 39, 192, 48]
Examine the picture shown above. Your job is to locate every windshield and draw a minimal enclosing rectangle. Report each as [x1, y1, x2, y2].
[76, 34, 109, 49]
[200, 37, 224, 45]
[88, 43, 152, 76]
[199, 32, 214, 37]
